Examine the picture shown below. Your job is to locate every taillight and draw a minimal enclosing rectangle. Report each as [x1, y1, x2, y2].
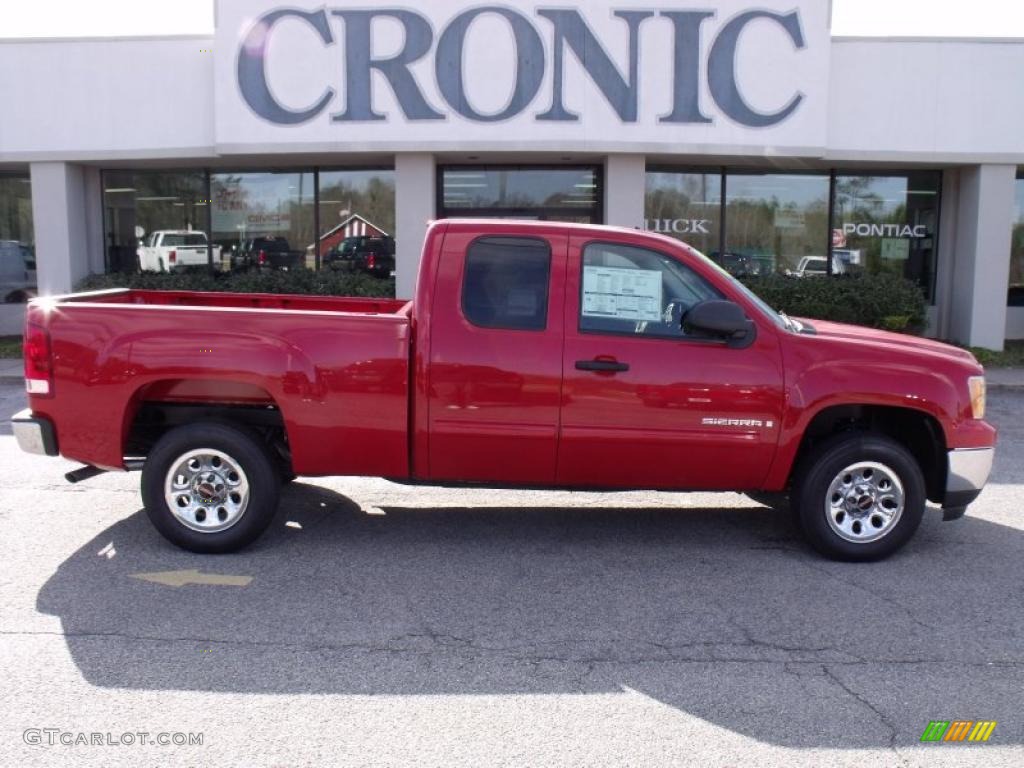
[366, 254, 376, 269]
[24, 322, 53, 397]
[168, 250, 177, 264]
[258, 250, 267, 265]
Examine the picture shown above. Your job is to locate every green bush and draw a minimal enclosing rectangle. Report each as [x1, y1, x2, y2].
[76, 268, 396, 299]
[739, 273, 927, 333]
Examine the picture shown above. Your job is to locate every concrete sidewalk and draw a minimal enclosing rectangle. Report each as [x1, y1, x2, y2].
[988, 367, 1024, 389]
[0, 359, 19, 381]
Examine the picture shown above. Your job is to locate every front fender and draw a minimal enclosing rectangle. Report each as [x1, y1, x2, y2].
[762, 358, 961, 491]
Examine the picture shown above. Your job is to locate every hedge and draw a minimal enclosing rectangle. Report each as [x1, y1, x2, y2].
[76, 267, 396, 299]
[738, 273, 927, 333]
[76, 266, 926, 334]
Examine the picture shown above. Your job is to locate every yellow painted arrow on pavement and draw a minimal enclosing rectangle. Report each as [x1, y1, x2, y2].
[130, 569, 253, 588]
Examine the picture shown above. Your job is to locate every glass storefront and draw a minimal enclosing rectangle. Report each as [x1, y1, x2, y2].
[0, 173, 34, 301]
[644, 170, 721, 257]
[1010, 172, 1024, 307]
[833, 172, 940, 298]
[724, 172, 829, 277]
[102, 167, 396, 278]
[644, 168, 942, 300]
[438, 166, 602, 224]
[103, 170, 209, 273]
[317, 169, 395, 270]
[210, 171, 314, 271]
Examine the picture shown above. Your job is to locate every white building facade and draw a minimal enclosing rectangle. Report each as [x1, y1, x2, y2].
[0, 0, 1021, 348]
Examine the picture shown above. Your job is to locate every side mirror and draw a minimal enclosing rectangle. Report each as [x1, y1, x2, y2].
[682, 300, 750, 340]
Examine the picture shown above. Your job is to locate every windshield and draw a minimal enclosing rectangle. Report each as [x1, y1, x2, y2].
[685, 245, 789, 330]
[255, 239, 289, 252]
[162, 233, 207, 247]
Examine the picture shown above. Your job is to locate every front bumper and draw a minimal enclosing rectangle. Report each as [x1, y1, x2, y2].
[11, 409, 58, 456]
[942, 447, 994, 519]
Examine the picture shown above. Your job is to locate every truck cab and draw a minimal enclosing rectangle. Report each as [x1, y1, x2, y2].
[137, 230, 218, 272]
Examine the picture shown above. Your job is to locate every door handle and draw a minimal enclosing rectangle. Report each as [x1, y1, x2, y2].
[575, 359, 630, 373]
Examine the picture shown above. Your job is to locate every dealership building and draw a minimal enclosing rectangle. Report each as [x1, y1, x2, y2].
[0, 0, 1022, 348]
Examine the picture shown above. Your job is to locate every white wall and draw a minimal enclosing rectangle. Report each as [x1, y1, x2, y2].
[0, 37, 215, 161]
[604, 155, 645, 229]
[1, 29, 1021, 167]
[30, 162, 91, 294]
[947, 164, 1016, 350]
[827, 39, 1024, 163]
[394, 154, 435, 300]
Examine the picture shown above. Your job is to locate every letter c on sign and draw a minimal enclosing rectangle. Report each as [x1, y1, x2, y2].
[708, 10, 806, 128]
[238, 9, 335, 124]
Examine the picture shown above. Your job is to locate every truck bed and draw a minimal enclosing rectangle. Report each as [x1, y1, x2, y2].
[69, 288, 411, 315]
[27, 289, 413, 477]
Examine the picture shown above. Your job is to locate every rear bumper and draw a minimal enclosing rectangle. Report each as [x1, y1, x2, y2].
[942, 447, 994, 519]
[11, 409, 58, 456]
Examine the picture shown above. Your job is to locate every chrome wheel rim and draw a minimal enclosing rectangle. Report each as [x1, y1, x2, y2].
[164, 449, 249, 533]
[825, 461, 904, 543]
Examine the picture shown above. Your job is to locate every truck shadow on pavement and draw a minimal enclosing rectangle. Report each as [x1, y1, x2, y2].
[36, 483, 1024, 749]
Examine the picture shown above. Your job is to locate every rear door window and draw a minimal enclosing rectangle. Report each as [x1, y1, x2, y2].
[462, 237, 552, 331]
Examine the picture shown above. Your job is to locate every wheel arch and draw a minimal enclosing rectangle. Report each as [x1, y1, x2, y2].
[787, 404, 948, 504]
[120, 378, 293, 473]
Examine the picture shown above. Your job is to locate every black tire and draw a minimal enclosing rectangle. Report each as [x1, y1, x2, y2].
[141, 423, 281, 553]
[793, 433, 926, 561]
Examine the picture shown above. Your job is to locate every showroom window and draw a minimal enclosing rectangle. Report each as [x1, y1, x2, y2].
[317, 169, 395, 270]
[724, 172, 830, 278]
[103, 170, 210, 273]
[210, 171, 315, 271]
[1009, 171, 1024, 307]
[644, 170, 721, 256]
[102, 167, 397, 283]
[832, 172, 941, 299]
[438, 166, 603, 224]
[0, 173, 34, 301]
[644, 167, 943, 303]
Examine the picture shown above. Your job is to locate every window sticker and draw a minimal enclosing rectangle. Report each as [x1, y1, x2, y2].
[582, 265, 663, 322]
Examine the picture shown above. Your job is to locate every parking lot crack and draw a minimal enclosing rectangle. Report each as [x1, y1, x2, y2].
[822, 665, 909, 767]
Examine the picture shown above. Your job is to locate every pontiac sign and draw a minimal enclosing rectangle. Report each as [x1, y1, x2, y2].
[215, 0, 829, 154]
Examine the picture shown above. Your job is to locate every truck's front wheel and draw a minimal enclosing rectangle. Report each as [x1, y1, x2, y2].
[793, 433, 926, 561]
[141, 423, 281, 553]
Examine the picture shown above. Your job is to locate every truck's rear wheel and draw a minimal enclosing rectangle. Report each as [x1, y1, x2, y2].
[141, 423, 280, 553]
[793, 433, 925, 561]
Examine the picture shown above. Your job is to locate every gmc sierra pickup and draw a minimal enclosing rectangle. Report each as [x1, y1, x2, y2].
[14, 221, 995, 560]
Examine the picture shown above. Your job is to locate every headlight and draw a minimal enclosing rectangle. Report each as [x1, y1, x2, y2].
[968, 376, 986, 420]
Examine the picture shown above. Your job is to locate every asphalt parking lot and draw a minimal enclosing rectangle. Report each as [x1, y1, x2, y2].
[0, 379, 1021, 767]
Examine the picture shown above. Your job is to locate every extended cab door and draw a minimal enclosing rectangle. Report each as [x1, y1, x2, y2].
[557, 234, 785, 490]
[425, 226, 568, 484]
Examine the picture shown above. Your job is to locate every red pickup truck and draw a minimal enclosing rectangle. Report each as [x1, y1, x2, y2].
[14, 220, 995, 560]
